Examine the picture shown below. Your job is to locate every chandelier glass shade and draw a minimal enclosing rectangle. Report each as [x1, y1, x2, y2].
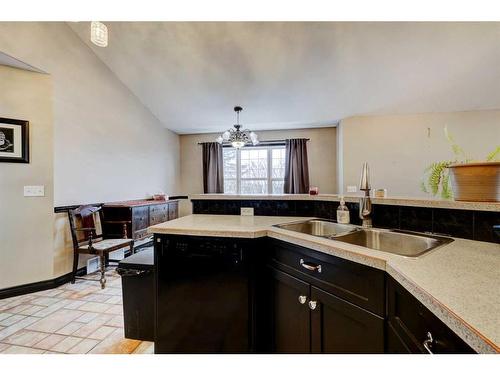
[216, 107, 259, 149]
[91, 21, 108, 47]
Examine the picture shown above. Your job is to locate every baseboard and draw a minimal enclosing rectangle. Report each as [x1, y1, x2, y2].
[0, 267, 86, 300]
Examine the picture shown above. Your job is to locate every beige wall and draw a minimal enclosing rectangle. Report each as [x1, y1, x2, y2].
[0, 23, 180, 207]
[180, 127, 337, 215]
[339, 111, 500, 197]
[0, 23, 181, 285]
[0, 65, 54, 289]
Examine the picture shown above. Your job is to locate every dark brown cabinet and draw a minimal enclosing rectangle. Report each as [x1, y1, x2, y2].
[266, 239, 385, 354]
[268, 238, 386, 316]
[386, 276, 474, 354]
[269, 268, 311, 353]
[151, 234, 476, 354]
[103, 200, 179, 240]
[310, 286, 384, 353]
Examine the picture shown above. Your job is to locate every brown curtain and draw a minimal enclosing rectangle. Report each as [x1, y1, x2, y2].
[202, 142, 224, 193]
[284, 139, 310, 194]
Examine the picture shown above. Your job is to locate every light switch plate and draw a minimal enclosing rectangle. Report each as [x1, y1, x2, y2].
[24, 185, 45, 197]
[346, 185, 357, 193]
[241, 207, 254, 216]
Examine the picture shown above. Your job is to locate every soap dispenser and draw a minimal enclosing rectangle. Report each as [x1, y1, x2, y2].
[336, 196, 350, 224]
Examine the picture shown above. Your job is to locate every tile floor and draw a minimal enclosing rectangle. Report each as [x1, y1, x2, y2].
[0, 270, 154, 354]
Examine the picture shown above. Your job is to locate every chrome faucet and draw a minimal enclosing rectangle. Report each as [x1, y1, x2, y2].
[359, 162, 372, 228]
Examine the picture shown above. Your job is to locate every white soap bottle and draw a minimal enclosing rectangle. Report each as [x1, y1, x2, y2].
[336, 197, 350, 224]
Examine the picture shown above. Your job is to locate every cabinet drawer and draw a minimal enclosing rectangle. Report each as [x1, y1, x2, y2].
[133, 228, 149, 240]
[168, 202, 178, 220]
[132, 206, 150, 231]
[268, 239, 385, 316]
[150, 204, 168, 225]
[387, 276, 475, 353]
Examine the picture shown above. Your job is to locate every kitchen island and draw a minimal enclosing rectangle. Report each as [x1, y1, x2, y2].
[149, 214, 500, 354]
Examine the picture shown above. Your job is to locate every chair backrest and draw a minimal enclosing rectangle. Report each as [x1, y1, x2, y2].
[67, 205, 104, 249]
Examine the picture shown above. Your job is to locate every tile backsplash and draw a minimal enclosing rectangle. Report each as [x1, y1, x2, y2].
[192, 199, 500, 244]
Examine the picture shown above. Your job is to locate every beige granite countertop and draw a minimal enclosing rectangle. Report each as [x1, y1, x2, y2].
[148, 215, 310, 238]
[190, 194, 500, 212]
[148, 214, 500, 353]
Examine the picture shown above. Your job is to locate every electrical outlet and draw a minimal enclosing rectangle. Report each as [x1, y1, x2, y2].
[24, 185, 45, 197]
[346, 185, 357, 193]
[241, 207, 254, 216]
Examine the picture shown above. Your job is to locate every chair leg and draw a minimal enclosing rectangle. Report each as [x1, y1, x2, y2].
[71, 250, 79, 284]
[99, 253, 106, 289]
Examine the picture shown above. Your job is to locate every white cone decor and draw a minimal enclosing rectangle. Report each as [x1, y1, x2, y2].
[91, 21, 108, 47]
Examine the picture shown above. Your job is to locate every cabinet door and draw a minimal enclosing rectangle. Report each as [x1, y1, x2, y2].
[168, 202, 178, 220]
[386, 321, 412, 353]
[310, 286, 384, 353]
[387, 277, 475, 353]
[270, 268, 311, 353]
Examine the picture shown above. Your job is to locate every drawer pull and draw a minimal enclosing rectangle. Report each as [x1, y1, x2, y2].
[423, 332, 434, 354]
[300, 259, 322, 273]
[298, 295, 307, 304]
[308, 300, 317, 310]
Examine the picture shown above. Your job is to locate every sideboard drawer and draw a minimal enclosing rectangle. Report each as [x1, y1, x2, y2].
[133, 206, 150, 231]
[150, 204, 168, 225]
[134, 228, 149, 240]
[168, 202, 178, 220]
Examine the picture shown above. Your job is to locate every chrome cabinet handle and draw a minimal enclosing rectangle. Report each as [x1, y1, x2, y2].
[298, 295, 307, 304]
[423, 332, 434, 354]
[300, 259, 322, 273]
[308, 300, 317, 310]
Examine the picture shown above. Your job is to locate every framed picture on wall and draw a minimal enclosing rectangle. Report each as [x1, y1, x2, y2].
[0, 117, 29, 163]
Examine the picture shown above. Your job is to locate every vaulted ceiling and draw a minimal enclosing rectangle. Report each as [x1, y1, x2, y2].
[68, 22, 500, 134]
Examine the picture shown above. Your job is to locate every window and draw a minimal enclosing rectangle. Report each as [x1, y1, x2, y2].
[223, 146, 286, 194]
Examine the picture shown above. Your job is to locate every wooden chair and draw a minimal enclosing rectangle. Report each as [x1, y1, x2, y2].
[68, 205, 134, 289]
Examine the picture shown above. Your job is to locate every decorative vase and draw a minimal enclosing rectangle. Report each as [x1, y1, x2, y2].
[448, 162, 500, 202]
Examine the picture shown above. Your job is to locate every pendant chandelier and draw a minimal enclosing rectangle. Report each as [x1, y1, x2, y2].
[216, 106, 259, 149]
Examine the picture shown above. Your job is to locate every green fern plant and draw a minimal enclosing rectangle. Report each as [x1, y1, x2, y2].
[421, 127, 499, 199]
[422, 161, 453, 199]
[486, 146, 500, 162]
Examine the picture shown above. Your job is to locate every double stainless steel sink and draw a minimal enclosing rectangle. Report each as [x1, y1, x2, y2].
[275, 219, 453, 257]
[275, 220, 359, 238]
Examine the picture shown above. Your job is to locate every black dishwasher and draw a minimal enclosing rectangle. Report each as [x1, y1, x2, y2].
[154, 234, 255, 353]
[116, 248, 155, 341]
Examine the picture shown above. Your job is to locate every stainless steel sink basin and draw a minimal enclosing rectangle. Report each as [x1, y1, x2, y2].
[274, 219, 359, 238]
[275, 219, 453, 257]
[331, 228, 452, 257]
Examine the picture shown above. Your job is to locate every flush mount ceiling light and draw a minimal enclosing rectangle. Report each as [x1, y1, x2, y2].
[216, 106, 259, 149]
[90, 21, 108, 47]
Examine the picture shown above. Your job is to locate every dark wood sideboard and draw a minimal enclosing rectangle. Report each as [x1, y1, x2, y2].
[102, 199, 179, 240]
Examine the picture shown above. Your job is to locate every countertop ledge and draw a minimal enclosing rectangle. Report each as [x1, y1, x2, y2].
[190, 194, 500, 212]
[148, 215, 500, 353]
